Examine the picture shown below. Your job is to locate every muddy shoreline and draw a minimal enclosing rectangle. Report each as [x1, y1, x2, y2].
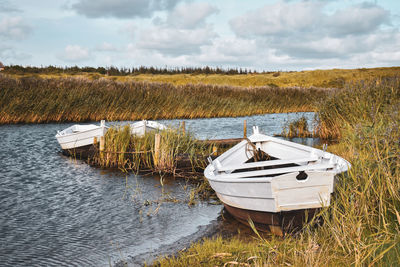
[114, 210, 257, 266]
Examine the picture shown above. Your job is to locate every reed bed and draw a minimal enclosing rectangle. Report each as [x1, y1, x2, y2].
[153, 77, 400, 266]
[90, 126, 213, 175]
[315, 77, 400, 139]
[280, 115, 313, 138]
[0, 75, 327, 124]
[89, 126, 219, 204]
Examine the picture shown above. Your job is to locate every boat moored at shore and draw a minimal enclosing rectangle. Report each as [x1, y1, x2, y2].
[130, 120, 166, 136]
[55, 120, 108, 155]
[204, 126, 351, 233]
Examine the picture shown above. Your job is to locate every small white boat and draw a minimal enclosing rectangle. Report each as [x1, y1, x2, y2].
[130, 120, 166, 136]
[56, 120, 108, 150]
[204, 126, 350, 232]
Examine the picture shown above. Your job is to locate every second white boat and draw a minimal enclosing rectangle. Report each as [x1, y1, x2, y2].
[130, 120, 166, 136]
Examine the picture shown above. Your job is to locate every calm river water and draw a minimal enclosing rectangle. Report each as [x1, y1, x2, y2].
[0, 112, 315, 266]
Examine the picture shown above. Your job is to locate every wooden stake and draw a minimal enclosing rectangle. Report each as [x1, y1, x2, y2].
[93, 136, 98, 145]
[154, 133, 161, 167]
[99, 136, 105, 152]
[243, 120, 247, 138]
[181, 121, 186, 135]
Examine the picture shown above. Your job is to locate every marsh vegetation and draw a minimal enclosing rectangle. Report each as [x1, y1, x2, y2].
[153, 77, 400, 266]
[1, 66, 399, 265]
[0, 75, 325, 124]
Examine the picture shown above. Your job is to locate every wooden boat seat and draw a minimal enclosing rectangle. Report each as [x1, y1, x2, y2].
[217, 163, 336, 179]
[217, 157, 319, 172]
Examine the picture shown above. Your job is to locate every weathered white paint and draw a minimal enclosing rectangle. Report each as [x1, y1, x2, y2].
[55, 121, 108, 149]
[204, 126, 351, 213]
[130, 120, 166, 136]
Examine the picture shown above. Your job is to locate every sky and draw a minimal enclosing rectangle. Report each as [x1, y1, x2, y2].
[0, 0, 399, 71]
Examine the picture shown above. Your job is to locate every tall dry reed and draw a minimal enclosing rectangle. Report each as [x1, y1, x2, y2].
[0, 75, 326, 124]
[154, 78, 400, 266]
[315, 77, 400, 139]
[90, 126, 213, 175]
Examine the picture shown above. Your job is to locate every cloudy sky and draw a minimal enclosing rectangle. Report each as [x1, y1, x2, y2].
[0, 0, 399, 70]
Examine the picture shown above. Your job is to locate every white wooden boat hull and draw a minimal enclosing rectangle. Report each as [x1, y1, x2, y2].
[204, 126, 350, 214]
[130, 120, 166, 136]
[55, 121, 108, 150]
[210, 170, 334, 213]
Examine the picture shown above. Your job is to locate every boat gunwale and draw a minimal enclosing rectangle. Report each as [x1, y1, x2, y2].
[205, 165, 336, 182]
[57, 135, 100, 146]
[55, 125, 107, 138]
[206, 132, 351, 180]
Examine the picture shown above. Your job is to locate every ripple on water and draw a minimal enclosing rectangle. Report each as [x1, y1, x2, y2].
[0, 113, 315, 266]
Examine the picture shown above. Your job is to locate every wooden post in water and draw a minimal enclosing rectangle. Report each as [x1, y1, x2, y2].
[181, 121, 186, 135]
[99, 120, 106, 160]
[154, 133, 161, 167]
[100, 136, 105, 152]
[243, 120, 247, 138]
[99, 135, 105, 161]
[94, 136, 98, 145]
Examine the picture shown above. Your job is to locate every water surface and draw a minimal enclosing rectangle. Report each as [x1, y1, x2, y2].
[0, 112, 315, 266]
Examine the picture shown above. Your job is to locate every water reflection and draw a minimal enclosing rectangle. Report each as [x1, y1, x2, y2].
[0, 112, 317, 266]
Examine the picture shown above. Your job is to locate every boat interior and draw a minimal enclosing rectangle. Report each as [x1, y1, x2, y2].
[232, 149, 301, 177]
[57, 124, 98, 136]
[212, 138, 337, 179]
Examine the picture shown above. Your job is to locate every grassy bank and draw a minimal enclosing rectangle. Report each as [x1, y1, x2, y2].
[153, 77, 400, 266]
[4, 66, 400, 88]
[0, 75, 326, 124]
[120, 67, 400, 88]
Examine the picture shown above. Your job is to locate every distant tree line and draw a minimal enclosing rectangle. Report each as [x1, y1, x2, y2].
[3, 65, 279, 75]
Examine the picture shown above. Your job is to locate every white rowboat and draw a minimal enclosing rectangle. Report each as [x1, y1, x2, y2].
[204, 126, 350, 232]
[55, 120, 108, 150]
[130, 120, 166, 136]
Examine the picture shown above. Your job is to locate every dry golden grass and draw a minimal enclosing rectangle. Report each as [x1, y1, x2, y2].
[153, 77, 400, 266]
[0, 75, 326, 124]
[16, 66, 399, 88]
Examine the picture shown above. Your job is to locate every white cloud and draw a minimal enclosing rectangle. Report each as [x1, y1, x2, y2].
[137, 25, 216, 55]
[122, 23, 136, 39]
[195, 37, 258, 66]
[0, 17, 32, 40]
[131, 2, 218, 56]
[4, 0, 396, 70]
[230, 1, 389, 38]
[166, 2, 218, 29]
[228, 0, 397, 63]
[60, 45, 91, 62]
[0, 43, 32, 63]
[96, 42, 117, 52]
[326, 3, 389, 36]
[71, 0, 181, 18]
[0, 0, 21, 13]
[230, 1, 322, 37]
